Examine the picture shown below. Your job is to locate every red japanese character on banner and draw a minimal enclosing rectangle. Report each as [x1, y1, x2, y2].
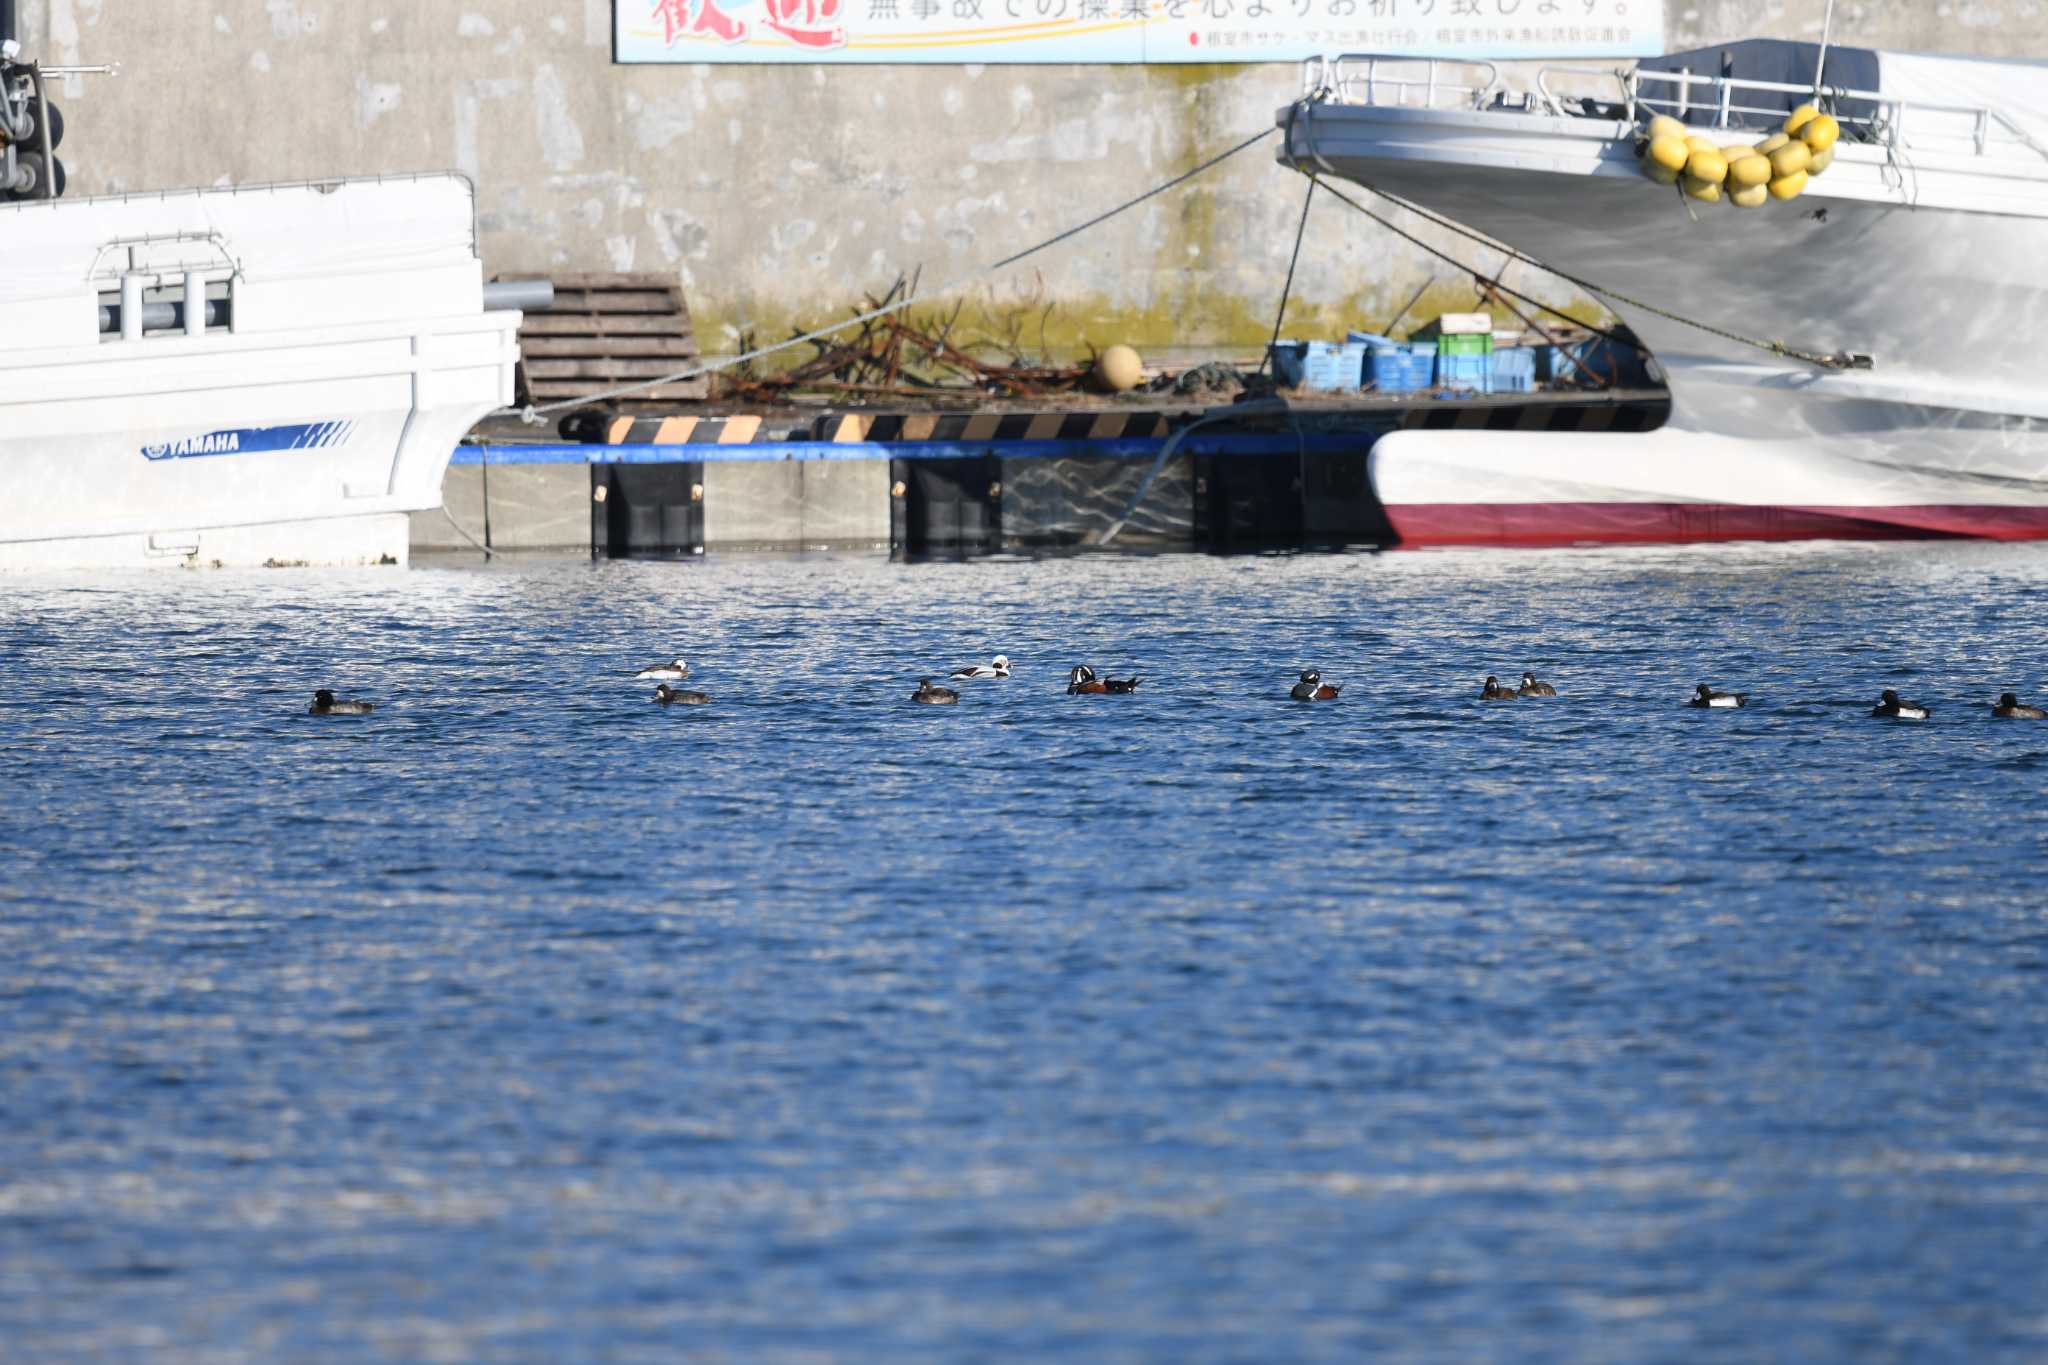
[651, 0, 752, 46]
[761, 0, 847, 46]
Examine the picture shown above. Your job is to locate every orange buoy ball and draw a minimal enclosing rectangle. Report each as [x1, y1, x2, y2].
[1686, 147, 1729, 185]
[1682, 173, 1723, 202]
[1094, 344, 1144, 393]
[1647, 135, 1690, 174]
[1727, 154, 1772, 188]
[1802, 113, 1841, 152]
[1767, 140, 1811, 178]
[1768, 169, 1810, 200]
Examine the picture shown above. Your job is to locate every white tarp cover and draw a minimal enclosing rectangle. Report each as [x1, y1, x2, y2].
[1878, 51, 2048, 166]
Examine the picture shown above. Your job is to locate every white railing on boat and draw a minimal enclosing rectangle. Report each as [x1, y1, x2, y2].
[1300, 53, 2048, 167]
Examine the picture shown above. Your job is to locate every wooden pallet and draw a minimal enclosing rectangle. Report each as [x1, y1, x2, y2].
[504, 271, 708, 410]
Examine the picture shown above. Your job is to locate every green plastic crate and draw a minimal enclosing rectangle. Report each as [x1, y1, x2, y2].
[1437, 333, 1494, 357]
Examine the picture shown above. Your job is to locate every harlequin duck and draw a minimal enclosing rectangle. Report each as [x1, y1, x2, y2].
[1067, 665, 1141, 695]
[1689, 683, 1746, 709]
[1872, 689, 1930, 720]
[1289, 669, 1340, 701]
[951, 655, 1011, 680]
[308, 688, 372, 716]
[634, 658, 690, 681]
[1480, 676, 1518, 701]
[652, 684, 712, 705]
[1994, 692, 2047, 718]
[912, 678, 959, 705]
[1518, 671, 1557, 697]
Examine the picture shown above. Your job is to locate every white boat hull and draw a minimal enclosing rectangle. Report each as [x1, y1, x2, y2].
[1283, 90, 2048, 546]
[0, 175, 521, 570]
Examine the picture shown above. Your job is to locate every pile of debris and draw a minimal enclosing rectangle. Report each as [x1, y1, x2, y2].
[715, 277, 1102, 404]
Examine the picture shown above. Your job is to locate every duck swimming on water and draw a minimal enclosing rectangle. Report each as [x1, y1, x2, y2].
[652, 684, 712, 705]
[1480, 676, 1518, 701]
[1290, 669, 1340, 701]
[1872, 689, 1931, 720]
[1067, 665, 1140, 695]
[308, 688, 372, 716]
[912, 678, 959, 705]
[951, 655, 1011, 680]
[634, 658, 690, 681]
[1689, 684, 1747, 709]
[1518, 671, 1557, 697]
[1994, 692, 2047, 718]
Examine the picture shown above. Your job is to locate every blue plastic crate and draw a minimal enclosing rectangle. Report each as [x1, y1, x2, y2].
[1407, 343, 1437, 388]
[1371, 344, 1438, 393]
[1369, 346, 1415, 392]
[1490, 347, 1537, 394]
[1437, 351, 1492, 394]
[1300, 340, 1366, 393]
[1267, 341, 1308, 387]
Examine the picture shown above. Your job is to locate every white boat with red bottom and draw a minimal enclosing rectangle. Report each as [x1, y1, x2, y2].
[1280, 40, 2048, 548]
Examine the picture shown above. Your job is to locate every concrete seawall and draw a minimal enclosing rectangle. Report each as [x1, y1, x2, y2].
[19, 1, 2044, 367]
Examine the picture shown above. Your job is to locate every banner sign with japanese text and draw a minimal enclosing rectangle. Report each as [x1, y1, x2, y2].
[616, 0, 1661, 64]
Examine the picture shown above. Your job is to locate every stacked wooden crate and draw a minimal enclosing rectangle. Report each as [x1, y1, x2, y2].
[508, 272, 708, 410]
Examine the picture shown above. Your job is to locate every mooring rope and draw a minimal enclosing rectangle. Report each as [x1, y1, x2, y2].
[501, 125, 1281, 423]
[1260, 175, 1318, 378]
[1303, 176, 1654, 360]
[1320, 172, 1868, 370]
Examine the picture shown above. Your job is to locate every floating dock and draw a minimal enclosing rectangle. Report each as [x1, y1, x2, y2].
[413, 390, 1669, 557]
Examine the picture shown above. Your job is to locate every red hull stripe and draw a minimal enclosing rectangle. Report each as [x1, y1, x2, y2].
[1387, 503, 2048, 548]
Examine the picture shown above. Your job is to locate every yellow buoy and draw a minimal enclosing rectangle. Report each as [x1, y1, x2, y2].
[1767, 141, 1811, 178]
[1682, 173, 1723, 203]
[1757, 132, 1791, 155]
[1727, 154, 1772, 188]
[1686, 148, 1729, 185]
[1646, 114, 1687, 142]
[1647, 135, 1690, 174]
[1768, 169, 1809, 200]
[1093, 344, 1144, 393]
[1730, 182, 1770, 208]
[1645, 159, 1682, 186]
[1684, 134, 1722, 156]
[1807, 145, 1835, 176]
[1803, 113, 1840, 152]
[1785, 103, 1820, 136]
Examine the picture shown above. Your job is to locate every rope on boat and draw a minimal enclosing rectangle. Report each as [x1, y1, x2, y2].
[1303, 176, 1656, 361]
[1260, 175, 1318, 378]
[501, 125, 1281, 423]
[1318, 173, 1870, 371]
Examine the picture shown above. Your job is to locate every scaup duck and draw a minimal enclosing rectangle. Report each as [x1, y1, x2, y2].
[1872, 689, 1930, 720]
[951, 654, 1011, 680]
[1689, 683, 1746, 709]
[308, 688, 372, 716]
[1994, 692, 2047, 719]
[1290, 669, 1340, 701]
[1067, 665, 1141, 695]
[1480, 676, 1518, 701]
[1518, 671, 1557, 697]
[634, 658, 690, 681]
[912, 678, 959, 705]
[652, 684, 712, 705]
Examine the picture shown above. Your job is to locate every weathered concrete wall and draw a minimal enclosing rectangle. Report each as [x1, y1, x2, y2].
[19, 0, 2047, 363]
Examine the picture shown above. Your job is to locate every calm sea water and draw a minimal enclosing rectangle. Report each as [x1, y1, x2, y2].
[4, 541, 2048, 1362]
